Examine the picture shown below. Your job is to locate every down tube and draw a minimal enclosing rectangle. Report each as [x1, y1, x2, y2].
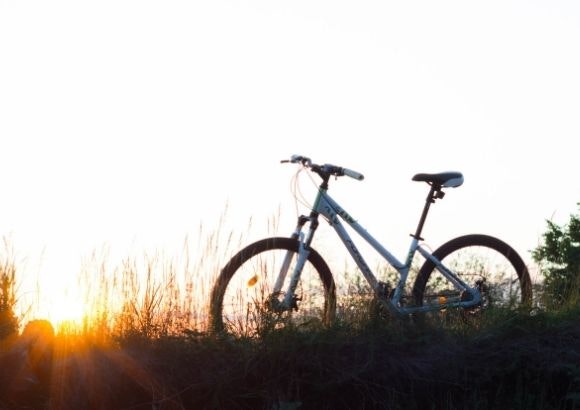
[330, 218, 407, 292]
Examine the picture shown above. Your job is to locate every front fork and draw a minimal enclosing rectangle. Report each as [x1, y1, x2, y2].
[269, 214, 318, 313]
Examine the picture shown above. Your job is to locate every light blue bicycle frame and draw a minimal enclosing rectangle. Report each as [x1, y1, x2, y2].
[274, 188, 481, 315]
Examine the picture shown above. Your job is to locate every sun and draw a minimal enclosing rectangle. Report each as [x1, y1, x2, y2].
[32, 277, 92, 332]
[45, 294, 89, 330]
[40, 291, 89, 332]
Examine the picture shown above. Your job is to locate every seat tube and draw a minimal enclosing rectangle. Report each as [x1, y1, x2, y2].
[412, 185, 437, 240]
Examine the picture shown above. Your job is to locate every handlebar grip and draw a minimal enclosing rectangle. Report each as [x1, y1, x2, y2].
[288, 155, 311, 166]
[343, 168, 364, 181]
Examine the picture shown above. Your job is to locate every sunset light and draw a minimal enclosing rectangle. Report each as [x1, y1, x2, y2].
[1, 1, 579, 407]
[2, 0, 579, 325]
[42, 290, 89, 331]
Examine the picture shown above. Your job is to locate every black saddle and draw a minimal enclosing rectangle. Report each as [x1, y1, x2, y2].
[412, 172, 464, 188]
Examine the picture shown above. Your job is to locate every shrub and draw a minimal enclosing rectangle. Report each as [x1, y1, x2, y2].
[0, 246, 19, 339]
[533, 204, 580, 308]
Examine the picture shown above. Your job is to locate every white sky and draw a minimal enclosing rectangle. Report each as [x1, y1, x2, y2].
[1, 1, 579, 320]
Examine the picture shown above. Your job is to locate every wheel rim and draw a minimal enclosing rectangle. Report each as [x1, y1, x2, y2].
[218, 247, 330, 337]
[421, 245, 527, 310]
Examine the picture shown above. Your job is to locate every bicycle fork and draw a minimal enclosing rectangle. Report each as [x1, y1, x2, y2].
[269, 215, 317, 313]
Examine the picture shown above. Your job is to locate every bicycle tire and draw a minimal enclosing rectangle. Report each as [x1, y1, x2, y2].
[210, 237, 336, 336]
[412, 234, 532, 310]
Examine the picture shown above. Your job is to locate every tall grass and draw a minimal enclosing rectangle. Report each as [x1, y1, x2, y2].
[0, 223, 579, 409]
[66, 231, 244, 339]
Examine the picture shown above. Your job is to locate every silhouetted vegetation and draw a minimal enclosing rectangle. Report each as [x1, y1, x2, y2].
[1, 308, 580, 409]
[0, 243, 18, 340]
[0, 206, 579, 409]
[533, 204, 580, 309]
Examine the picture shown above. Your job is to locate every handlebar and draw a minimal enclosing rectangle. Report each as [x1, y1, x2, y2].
[281, 155, 364, 181]
[342, 168, 364, 181]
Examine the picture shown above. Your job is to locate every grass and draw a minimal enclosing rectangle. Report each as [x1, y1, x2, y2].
[3, 308, 579, 409]
[0, 232, 579, 409]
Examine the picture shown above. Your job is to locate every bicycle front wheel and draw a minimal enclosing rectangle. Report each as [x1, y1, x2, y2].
[210, 237, 336, 337]
[412, 234, 532, 311]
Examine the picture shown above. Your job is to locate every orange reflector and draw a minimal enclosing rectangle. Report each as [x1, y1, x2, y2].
[247, 275, 258, 287]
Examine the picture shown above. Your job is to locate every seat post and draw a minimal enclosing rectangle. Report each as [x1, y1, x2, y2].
[412, 185, 443, 240]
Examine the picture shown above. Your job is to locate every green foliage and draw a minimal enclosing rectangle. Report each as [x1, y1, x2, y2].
[533, 204, 580, 308]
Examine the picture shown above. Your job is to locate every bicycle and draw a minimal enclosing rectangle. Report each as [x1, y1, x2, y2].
[210, 155, 532, 336]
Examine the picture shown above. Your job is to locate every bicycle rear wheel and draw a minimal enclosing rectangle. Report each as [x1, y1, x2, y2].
[210, 237, 336, 337]
[412, 234, 532, 311]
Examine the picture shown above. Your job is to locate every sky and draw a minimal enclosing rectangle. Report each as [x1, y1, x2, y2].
[1, 0, 579, 322]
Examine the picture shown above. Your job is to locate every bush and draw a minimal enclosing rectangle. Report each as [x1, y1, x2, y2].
[0, 280, 18, 339]
[533, 204, 580, 308]
[0, 244, 19, 339]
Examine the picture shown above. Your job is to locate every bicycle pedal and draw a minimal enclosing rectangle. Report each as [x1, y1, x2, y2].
[291, 295, 302, 311]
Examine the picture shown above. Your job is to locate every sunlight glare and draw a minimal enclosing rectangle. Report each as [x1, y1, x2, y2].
[41, 288, 90, 331]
